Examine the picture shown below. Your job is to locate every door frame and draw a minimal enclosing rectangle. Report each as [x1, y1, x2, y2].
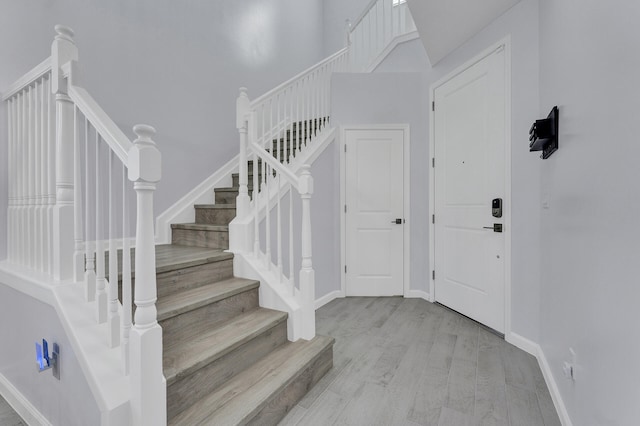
[340, 124, 411, 298]
[428, 36, 512, 334]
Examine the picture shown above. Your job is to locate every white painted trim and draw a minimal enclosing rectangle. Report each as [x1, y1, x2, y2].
[404, 289, 430, 300]
[506, 333, 573, 426]
[367, 31, 421, 72]
[428, 36, 512, 332]
[155, 154, 238, 244]
[0, 372, 51, 426]
[340, 124, 411, 298]
[315, 290, 343, 310]
[2, 57, 52, 101]
[537, 344, 574, 426]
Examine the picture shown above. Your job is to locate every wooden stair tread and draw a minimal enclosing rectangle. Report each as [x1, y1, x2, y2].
[170, 335, 334, 426]
[157, 277, 259, 322]
[164, 307, 288, 385]
[170, 223, 228, 231]
[194, 203, 236, 209]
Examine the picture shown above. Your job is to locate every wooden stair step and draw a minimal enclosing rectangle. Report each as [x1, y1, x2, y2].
[194, 203, 237, 225]
[171, 223, 229, 249]
[157, 277, 259, 323]
[163, 307, 288, 385]
[169, 335, 335, 426]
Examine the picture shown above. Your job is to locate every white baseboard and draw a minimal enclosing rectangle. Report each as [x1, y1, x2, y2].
[0, 372, 51, 426]
[315, 290, 343, 310]
[404, 289, 430, 300]
[507, 332, 573, 426]
[536, 343, 573, 426]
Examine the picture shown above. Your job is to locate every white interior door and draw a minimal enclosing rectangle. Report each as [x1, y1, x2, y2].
[345, 129, 404, 296]
[434, 47, 507, 333]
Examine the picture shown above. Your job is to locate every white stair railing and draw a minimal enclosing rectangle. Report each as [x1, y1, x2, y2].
[231, 0, 416, 340]
[3, 26, 165, 426]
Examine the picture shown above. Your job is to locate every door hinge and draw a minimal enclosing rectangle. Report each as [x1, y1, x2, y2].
[344, 144, 347, 153]
[345, 265, 347, 273]
[432, 158, 435, 168]
[432, 270, 435, 280]
[432, 214, 435, 224]
[432, 101, 435, 111]
[344, 204, 347, 213]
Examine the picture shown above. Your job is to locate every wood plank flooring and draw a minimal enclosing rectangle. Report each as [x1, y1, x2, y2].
[0, 395, 24, 426]
[279, 297, 561, 426]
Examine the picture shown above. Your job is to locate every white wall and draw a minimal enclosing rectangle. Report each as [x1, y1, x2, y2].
[323, 0, 541, 341]
[0, 0, 326, 260]
[0, 284, 100, 425]
[322, 0, 372, 56]
[538, 0, 640, 424]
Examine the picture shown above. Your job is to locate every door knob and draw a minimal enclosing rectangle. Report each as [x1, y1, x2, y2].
[391, 218, 403, 224]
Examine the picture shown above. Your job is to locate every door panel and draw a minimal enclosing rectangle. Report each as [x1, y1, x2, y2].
[346, 129, 404, 296]
[434, 48, 506, 332]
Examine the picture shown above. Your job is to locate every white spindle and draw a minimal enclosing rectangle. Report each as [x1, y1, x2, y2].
[73, 107, 84, 282]
[47, 75, 55, 276]
[128, 124, 165, 426]
[108, 150, 120, 347]
[95, 134, 107, 323]
[253, 152, 260, 257]
[34, 81, 42, 270]
[289, 186, 295, 296]
[84, 118, 96, 301]
[265, 161, 271, 269]
[122, 164, 132, 375]
[39, 79, 47, 272]
[236, 88, 251, 219]
[298, 165, 315, 340]
[28, 85, 35, 269]
[7, 98, 14, 263]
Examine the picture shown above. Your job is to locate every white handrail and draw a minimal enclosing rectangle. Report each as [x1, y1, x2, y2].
[2, 57, 52, 101]
[68, 85, 132, 165]
[249, 142, 299, 188]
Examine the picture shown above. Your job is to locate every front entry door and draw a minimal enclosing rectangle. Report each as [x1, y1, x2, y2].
[345, 129, 404, 296]
[434, 47, 507, 333]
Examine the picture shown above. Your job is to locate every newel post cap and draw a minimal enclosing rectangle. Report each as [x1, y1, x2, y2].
[298, 165, 314, 195]
[128, 124, 161, 183]
[54, 25, 75, 42]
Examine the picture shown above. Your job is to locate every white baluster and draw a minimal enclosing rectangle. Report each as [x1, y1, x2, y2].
[95, 135, 107, 323]
[34, 81, 42, 270]
[84, 119, 96, 301]
[47, 75, 56, 276]
[236, 88, 251, 219]
[7, 97, 14, 263]
[345, 19, 352, 47]
[265, 161, 271, 269]
[51, 25, 78, 280]
[289, 185, 295, 296]
[28, 85, 35, 269]
[253, 150, 260, 258]
[128, 124, 165, 426]
[298, 165, 315, 340]
[39, 79, 47, 272]
[121, 164, 132, 375]
[20, 91, 26, 266]
[73, 106, 84, 282]
[108, 150, 120, 347]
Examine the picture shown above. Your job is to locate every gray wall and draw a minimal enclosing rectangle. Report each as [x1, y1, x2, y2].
[0, 0, 326, 260]
[538, 0, 640, 424]
[322, 0, 372, 56]
[322, 0, 541, 342]
[0, 285, 100, 425]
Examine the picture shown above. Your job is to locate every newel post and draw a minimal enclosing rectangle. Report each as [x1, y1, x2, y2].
[236, 88, 251, 218]
[298, 165, 316, 340]
[344, 19, 352, 47]
[128, 125, 166, 426]
[51, 25, 78, 281]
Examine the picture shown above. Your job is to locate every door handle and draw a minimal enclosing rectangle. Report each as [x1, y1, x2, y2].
[391, 218, 403, 224]
[483, 224, 503, 232]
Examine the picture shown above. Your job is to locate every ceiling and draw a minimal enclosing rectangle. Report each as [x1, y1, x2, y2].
[407, 0, 522, 65]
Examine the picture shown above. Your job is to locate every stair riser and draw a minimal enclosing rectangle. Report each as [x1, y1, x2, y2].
[167, 320, 288, 422]
[161, 288, 259, 352]
[246, 344, 334, 426]
[195, 207, 236, 226]
[215, 190, 238, 205]
[172, 228, 229, 250]
[117, 257, 234, 302]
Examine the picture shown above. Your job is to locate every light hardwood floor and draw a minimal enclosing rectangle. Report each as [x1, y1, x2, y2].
[0, 395, 24, 426]
[279, 297, 561, 426]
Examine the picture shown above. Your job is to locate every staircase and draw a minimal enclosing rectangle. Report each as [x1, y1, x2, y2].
[155, 126, 334, 425]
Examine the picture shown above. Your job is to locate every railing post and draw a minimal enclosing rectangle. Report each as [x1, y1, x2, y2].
[51, 25, 78, 281]
[344, 19, 352, 47]
[236, 88, 251, 218]
[128, 125, 166, 426]
[298, 165, 316, 340]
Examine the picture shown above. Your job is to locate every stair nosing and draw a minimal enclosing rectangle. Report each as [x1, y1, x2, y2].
[157, 277, 259, 322]
[171, 223, 229, 231]
[164, 308, 288, 385]
[194, 204, 237, 209]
